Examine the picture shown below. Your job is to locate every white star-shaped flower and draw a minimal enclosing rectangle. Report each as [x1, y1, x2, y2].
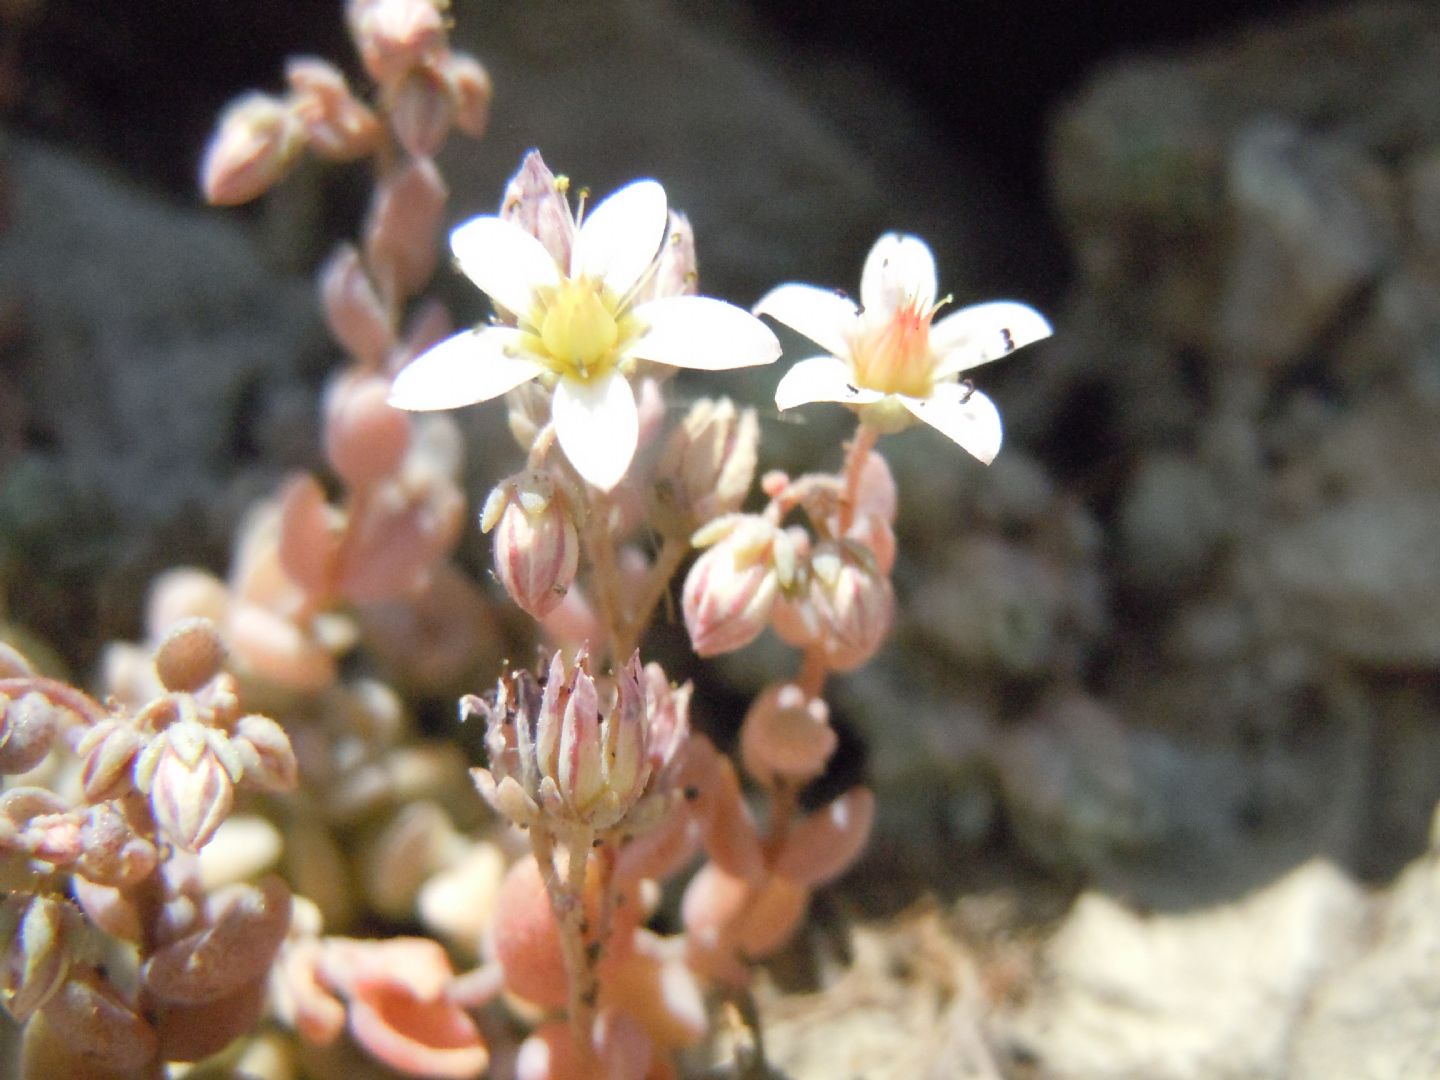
[754, 233, 1051, 464]
[389, 176, 780, 490]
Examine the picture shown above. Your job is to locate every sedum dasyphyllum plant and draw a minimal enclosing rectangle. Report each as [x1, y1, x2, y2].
[0, 1, 1051, 1077]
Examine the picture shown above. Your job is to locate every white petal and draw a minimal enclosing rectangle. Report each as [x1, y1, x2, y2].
[930, 301, 1052, 377]
[574, 179, 668, 297]
[552, 370, 639, 491]
[775, 356, 883, 412]
[450, 216, 561, 319]
[860, 233, 937, 315]
[901, 383, 1003, 464]
[388, 328, 542, 411]
[752, 283, 859, 358]
[628, 296, 781, 371]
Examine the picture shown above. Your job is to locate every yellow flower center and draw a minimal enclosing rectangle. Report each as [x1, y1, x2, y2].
[536, 277, 623, 380]
[849, 301, 935, 399]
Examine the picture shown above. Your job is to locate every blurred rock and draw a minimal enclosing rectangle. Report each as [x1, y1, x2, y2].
[1263, 496, 1440, 667]
[0, 132, 321, 658]
[1001, 860, 1368, 1080]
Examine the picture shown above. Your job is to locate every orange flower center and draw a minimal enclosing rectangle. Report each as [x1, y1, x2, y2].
[848, 301, 935, 398]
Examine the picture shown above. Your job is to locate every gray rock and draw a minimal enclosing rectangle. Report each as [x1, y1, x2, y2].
[1218, 118, 1395, 371]
[0, 133, 322, 652]
[1263, 496, 1440, 668]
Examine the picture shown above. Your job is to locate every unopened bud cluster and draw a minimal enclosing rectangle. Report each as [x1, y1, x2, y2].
[683, 449, 898, 677]
[466, 651, 683, 835]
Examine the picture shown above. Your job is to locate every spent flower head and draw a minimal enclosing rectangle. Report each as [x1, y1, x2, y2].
[755, 232, 1051, 463]
[389, 153, 781, 490]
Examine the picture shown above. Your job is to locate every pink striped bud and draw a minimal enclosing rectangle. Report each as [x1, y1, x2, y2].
[200, 92, 303, 206]
[481, 470, 579, 619]
[634, 211, 698, 303]
[231, 713, 299, 792]
[499, 151, 577, 270]
[739, 683, 837, 787]
[682, 516, 791, 657]
[804, 541, 894, 672]
[654, 397, 758, 532]
[134, 721, 239, 852]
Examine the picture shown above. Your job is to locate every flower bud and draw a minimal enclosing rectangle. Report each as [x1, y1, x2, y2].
[153, 617, 226, 694]
[739, 683, 837, 787]
[135, 721, 239, 852]
[805, 541, 894, 672]
[200, 92, 303, 206]
[231, 713, 299, 792]
[320, 244, 394, 370]
[287, 56, 381, 161]
[389, 64, 453, 160]
[499, 150, 577, 270]
[1, 893, 74, 1021]
[634, 211, 698, 303]
[445, 52, 492, 139]
[481, 471, 579, 619]
[655, 397, 758, 532]
[682, 517, 786, 657]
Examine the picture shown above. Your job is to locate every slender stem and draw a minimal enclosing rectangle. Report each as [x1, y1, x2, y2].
[529, 826, 599, 1059]
[797, 648, 829, 699]
[580, 489, 625, 665]
[611, 535, 689, 661]
[526, 421, 557, 470]
[838, 421, 879, 535]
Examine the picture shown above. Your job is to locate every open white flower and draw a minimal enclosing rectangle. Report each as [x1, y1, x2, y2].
[389, 174, 780, 490]
[754, 233, 1051, 464]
